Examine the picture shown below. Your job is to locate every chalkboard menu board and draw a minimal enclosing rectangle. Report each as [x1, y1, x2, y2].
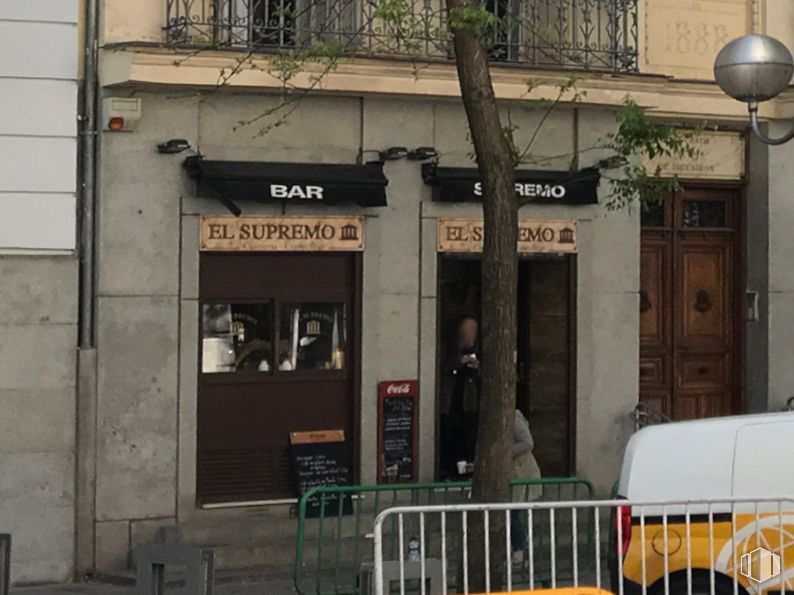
[378, 381, 418, 483]
[290, 430, 353, 518]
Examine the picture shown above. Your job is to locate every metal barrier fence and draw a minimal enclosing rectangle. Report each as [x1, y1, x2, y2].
[372, 497, 794, 595]
[294, 478, 594, 595]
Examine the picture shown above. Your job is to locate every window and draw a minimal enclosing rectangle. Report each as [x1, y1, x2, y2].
[486, 0, 519, 61]
[278, 302, 347, 371]
[252, 0, 297, 46]
[249, 0, 357, 48]
[202, 303, 274, 373]
[683, 200, 726, 228]
[641, 201, 666, 228]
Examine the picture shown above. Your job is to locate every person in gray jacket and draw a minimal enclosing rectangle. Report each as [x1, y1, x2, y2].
[511, 409, 541, 564]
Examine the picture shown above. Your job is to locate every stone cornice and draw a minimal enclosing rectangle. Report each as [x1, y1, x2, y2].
[100, 45, 794, 122]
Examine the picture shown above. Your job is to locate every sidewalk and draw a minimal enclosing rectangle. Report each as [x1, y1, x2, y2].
[11, 577, 296, 595]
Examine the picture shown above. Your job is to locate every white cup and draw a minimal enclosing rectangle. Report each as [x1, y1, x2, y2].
[457, 460, 468, 475]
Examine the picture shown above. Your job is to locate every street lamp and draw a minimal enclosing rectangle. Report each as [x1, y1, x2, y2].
[714, 34, 794, 145]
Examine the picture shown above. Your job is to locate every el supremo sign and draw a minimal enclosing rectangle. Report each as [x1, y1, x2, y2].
[438, 218, 577, 253]
[200, 215, 364, 251]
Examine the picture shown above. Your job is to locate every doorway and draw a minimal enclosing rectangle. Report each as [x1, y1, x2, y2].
[639, 186, 744, 419]
[197, 252, 359, 505]
[437, 256, 575, 479]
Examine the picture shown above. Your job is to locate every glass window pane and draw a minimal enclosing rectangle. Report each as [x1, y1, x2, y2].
[202, 303, 273, 373]
[279, 303, 347, 371]
[641, 201, 665, 227]
[683, 200, 726, 228]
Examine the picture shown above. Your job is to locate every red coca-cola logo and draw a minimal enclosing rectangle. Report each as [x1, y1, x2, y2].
[386, 383, 411, 395]
[379, 380, 418, 398]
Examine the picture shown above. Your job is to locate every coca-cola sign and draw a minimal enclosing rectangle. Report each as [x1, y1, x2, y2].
[386, 383, 412, 395]
[379, 380, 418, 398]
[378, 380, 419, 484]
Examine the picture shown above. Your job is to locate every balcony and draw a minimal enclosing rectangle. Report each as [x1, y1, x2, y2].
[164, 0, 639, 73]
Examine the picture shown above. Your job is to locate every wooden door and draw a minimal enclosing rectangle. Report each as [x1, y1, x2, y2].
[517, 259, 574, 476]
[640, 187, 742, 420]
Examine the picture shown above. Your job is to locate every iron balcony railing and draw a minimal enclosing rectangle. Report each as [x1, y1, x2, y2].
[165, 0, 639, 72]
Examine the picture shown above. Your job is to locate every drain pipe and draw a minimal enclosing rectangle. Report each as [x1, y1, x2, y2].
[79, 0, 98, 347]
[76, 0, 100, 579]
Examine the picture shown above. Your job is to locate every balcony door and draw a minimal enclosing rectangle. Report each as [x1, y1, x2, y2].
[639, 187, 744, 420]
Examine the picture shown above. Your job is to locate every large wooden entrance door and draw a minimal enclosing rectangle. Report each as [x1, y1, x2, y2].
[640, 187, 743, 420]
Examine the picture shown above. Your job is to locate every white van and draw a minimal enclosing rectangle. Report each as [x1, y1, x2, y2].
[617, 411, 794, 501]
[613, 411, 794, 595]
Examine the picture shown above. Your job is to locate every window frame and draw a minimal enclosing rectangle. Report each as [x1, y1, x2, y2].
[199, 297, 352, 385]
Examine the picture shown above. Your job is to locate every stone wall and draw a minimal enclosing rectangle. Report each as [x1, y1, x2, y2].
[93, 89, 639, 570]
[0, 0, 79, 583]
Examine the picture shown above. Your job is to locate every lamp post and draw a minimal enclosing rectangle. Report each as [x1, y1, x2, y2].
[714, 35, 794, 145]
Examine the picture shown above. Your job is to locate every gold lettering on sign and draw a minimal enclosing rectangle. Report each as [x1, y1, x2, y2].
[200, 216, 364, 251]
[645, 0, 751, 79]
[644, 131, 745, 181]
[437, 219, 577, 253]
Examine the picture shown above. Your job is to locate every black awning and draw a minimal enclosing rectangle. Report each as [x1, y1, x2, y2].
[421, 163, 600, 205]
[184, 156, 388, 214]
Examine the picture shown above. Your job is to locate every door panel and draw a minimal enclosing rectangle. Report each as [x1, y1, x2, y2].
[640, 236, 673, 413]
[678, 242, 730, 349]
[640, 240, 671, 349]
[639, 187, 741, 421]
[671, 394, 701, 420]
[677, 354, 729, 390]
[639, 355, 668, 387]
[639, 392, 671, 417]
[521, 260, 573, 477]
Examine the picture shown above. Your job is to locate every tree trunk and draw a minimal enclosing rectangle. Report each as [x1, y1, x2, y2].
[445, 3, 518, 591]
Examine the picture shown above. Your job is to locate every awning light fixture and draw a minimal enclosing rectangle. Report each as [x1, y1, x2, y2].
[157, 139, 192, 154]
[407, 147, 438, 161]
[379, 146, 409, 160]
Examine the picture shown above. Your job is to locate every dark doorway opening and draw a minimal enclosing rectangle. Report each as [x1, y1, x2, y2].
[437, 255, 576, 480]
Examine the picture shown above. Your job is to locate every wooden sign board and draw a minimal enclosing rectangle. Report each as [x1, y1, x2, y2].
[200, 216, 364, 252]
[377, 380, 419, 483]
[643, 130, 745, 181]
[289, 429, 353, 518]
[438, 219, 577, 253]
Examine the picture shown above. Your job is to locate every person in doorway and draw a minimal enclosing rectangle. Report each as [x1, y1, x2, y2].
[440, 315, 481, 478]
[511, 408, 542, 565]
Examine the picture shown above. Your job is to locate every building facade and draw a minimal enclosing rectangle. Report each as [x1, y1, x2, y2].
[4, 0, 794, 585]
[0, 0, 80, 584]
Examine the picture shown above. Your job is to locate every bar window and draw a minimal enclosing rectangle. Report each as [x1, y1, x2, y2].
[278, 303, 347, 371]
[202, 303, 274, 373]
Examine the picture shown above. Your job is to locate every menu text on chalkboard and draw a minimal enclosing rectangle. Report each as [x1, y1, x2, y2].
[290, 430, 353, 518]
[378, 381, 418, 483]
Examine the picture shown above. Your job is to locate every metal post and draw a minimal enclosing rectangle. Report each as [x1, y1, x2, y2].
[0, 534, 10, 595]
[135, 543, 214, 595]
